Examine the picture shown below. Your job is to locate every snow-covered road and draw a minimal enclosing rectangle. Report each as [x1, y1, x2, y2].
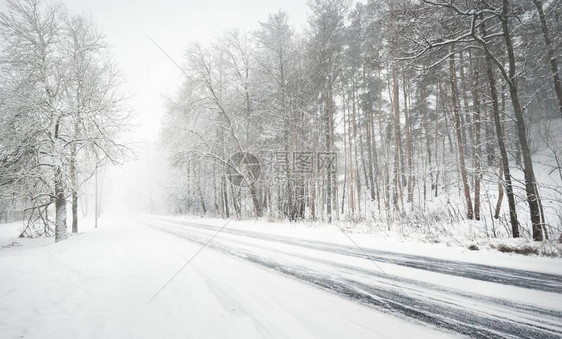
[2, 216, 561, 338]
[0, 217, 450, 338]
[139, 215, 562, 339]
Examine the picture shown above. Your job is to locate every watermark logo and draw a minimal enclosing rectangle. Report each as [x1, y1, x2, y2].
[227, 151, 337, 188]
[227, 152, 261, 187]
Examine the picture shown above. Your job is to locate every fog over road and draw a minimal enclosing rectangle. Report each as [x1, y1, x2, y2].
[138, 215, 562, 339]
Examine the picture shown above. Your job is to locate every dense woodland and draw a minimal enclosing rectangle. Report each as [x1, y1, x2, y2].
[0, 0, 560, 243]
[162, 0, 562, 241]
[0, 0, 130, 241]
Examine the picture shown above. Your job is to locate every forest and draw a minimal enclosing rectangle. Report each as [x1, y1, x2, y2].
[161, 0, 562, 242]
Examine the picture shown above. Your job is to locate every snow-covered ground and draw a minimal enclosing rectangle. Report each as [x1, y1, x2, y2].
[1, 215, 561, 338]
[0, 216, 450, 338]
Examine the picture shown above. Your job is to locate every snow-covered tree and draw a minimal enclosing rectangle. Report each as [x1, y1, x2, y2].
[0, 0, 130, 241]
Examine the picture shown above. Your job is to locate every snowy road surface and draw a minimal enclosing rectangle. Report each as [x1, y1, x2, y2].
[138, 215, 562, 339]
[1, 216, 561, 338]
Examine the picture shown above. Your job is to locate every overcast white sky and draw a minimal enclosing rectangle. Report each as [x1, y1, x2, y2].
[62, 0, 312, 142]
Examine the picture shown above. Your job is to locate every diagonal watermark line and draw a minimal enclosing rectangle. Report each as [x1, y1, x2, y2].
[146, 34, 193, 82]
[145, 34, 406, 304]
[144, 36, 230, 304]
[146, 217, 233, 304]
[319, 211, 409, 298]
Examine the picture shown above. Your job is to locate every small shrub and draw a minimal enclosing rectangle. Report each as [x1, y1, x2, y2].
[496, 244, 539, 255]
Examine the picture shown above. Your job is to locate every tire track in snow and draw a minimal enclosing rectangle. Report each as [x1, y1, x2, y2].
[138, 217, 562, 339]
[141, 216, 562, 294]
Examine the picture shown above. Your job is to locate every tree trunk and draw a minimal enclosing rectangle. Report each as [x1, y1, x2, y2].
[230, 184, 240, 218]
[325, 76, 335, 223]
[480, 20, 520, 237]
[532, 0, 562, 119]
[459, 51, 472, 162]
[342, 101, 348, 215]
[364, 68, 376, 202]
[434, 82, 440, 198]
[494, 177, 504, 220]
[213, 162, 219, 214]
[471, 53, 482, 220]
[347, 87, 355, 217]
[70, 141, 78, 233]
[222, 175, 230, 218]
[352, 78, 363, 218]
[392, 66, 402, 214]
[249, 183, 262, 217]
[420, 83, 434, 197]
[403, 75, 414, 206]
[501, 0, 543, 240]
[54, 166, 67, 242]
[195, 165, 206, 215]
[449, 49, 474, 219]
